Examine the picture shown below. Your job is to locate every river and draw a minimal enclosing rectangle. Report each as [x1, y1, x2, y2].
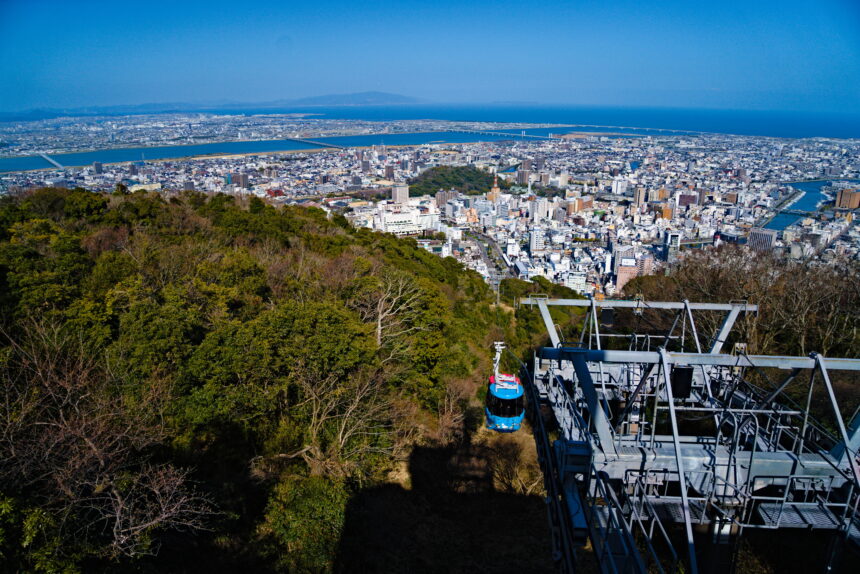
[0, 127, 652, 174]
[765, 179, 860, 230]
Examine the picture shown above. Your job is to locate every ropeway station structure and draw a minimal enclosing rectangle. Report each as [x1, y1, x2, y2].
[517, 296, 860, 573]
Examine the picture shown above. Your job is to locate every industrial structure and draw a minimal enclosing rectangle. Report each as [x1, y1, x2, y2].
[517, 296, 860, 573]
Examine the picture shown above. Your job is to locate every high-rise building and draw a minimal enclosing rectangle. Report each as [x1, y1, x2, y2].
[384, 165, 395, 180]
[613, 246, 635, 275]
[520, 158, 532, 171]
[516, 170, 531, 186]
[128, 163, 138, 176]
[574, 196, 593, 212]
[233, 173, 250, 188]
[93, 162, 103, 174]
[391, 184, 409, 204]
[435, 190, 458, 208]
[634, 187, 647, 207]
[615, 262, 639, 293]
[530, 197, 550, 222]
[664, 232, 681, 262]
[836, 188, 860, 209]
[529, 227, 545, 253]
[748, 228, 777, 252]
[637, 254, 655, 276]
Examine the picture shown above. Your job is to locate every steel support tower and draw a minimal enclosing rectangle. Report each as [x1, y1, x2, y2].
[519, 296, 860, 573]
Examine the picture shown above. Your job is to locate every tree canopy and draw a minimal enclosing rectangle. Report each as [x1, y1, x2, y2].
[0, 187, 575, 572]
[407, 165, 510, 196]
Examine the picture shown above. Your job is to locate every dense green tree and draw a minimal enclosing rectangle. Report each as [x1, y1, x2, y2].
[0, 187, 556, 572]
[407, 165, 509, 196]
[257, 476, 348, 573]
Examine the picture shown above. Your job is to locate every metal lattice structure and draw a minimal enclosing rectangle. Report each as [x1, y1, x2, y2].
[518, 296, 860, 574]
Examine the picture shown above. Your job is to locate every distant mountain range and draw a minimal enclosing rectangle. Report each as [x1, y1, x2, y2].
[289, 91, 420, 106]
[0, 92, 423, 121]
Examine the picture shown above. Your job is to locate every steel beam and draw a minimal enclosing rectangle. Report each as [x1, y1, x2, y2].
[536, 299, 561, 347]
[660, 349, 698, 574]
[684, 299, 703, 353]
[815, 355, 860, 485]
[758, 368, 802, 407]
[709, 306, 741, 354]
[592, 442, 849, 481]
[522, 298, 758, 313]
[538, 348, 860, 371]
[571, 356, 618, 457]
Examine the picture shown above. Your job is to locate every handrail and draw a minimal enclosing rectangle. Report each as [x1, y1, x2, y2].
[519, 354, 578, 573]
[588, 469, 648, 573]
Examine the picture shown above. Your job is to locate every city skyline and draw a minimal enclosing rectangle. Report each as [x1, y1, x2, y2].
[2, 0, 859, 114]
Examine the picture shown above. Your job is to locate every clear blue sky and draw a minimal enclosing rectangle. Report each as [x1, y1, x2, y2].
[1, 0, 858, 113]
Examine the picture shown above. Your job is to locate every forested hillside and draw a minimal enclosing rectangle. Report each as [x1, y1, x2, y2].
[0, 187, 581, 573]
[407, 166, 510, 197]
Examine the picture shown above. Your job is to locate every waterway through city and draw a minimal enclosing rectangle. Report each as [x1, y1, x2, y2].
[765, 179, 860, 230]
[0, 127, 644, 173]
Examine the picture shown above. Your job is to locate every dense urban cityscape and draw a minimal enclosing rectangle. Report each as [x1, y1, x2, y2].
[3, 114, 859, 297]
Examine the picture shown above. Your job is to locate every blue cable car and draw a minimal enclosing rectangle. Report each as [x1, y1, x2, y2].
[485, 373, 525, 432]
[485, 342, 525, 432]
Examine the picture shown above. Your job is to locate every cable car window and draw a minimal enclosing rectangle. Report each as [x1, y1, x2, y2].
[486, 393, 524, 417]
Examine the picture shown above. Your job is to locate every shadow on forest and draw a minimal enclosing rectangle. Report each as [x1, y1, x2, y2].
[334, 442, 554, 574]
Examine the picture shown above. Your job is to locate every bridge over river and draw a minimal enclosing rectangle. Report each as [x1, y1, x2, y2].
[38, 153, 64, 169]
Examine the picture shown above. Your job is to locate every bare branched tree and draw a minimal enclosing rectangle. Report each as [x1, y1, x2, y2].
[625, 247, 860, 357]
[285, 362, 393, 480]
[390, 397, 425, 461]
[434, 384, 468, 445]
[0, 319, 213, 559]
[350, 268, 425, 361]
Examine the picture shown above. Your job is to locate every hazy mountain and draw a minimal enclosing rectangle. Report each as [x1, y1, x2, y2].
[288, 91, 420, 106]
[0, 92, 423, 121]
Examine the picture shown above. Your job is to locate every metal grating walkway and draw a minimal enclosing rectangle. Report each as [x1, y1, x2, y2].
[640, 498, 710, 524]
[757, 503, 843, 529]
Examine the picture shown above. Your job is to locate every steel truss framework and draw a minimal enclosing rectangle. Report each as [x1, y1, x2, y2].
[519, 297, 860, 574]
